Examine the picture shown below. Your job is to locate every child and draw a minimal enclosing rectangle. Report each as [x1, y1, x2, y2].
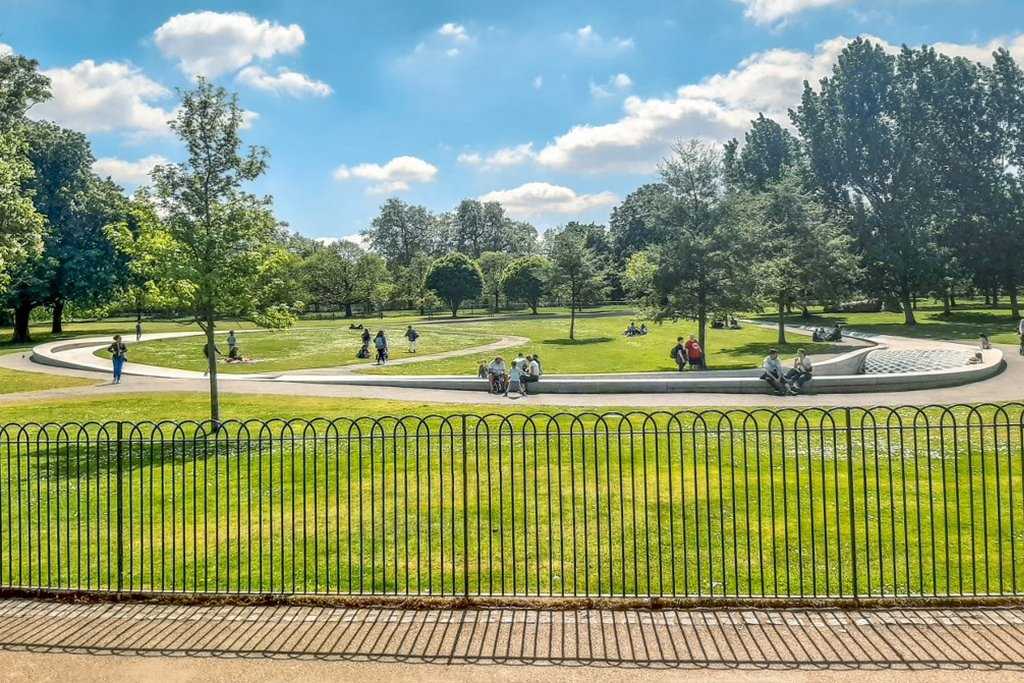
[477, 361, 488, 379]
[506, 359, 523, 396]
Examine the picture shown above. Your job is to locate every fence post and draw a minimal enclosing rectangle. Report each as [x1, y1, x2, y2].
[115, 421, 124, 593]
[461, 415, 469, 598]
[845, 407, 858, 599]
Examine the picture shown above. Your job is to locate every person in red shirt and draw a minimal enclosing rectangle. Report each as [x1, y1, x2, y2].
[684, 335, 705, 370]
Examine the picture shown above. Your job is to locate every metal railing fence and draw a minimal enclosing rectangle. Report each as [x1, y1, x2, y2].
[1, 405, 1021, 599]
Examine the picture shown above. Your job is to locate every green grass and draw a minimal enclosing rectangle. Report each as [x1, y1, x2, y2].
[0, 352, 97, 395]
[101, 324, 501, 374]
[368, 312, 846, 375]
[1, 405, 1020, 597]
[752, 300, 1023, 345]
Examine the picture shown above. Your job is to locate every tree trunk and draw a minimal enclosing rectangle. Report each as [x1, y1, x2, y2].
[800, 305, 810, 319]
[993, 286, 1000, 307]
[493, 292, 499, 313]
[949, 291, 957, 308]
[697, 306, 707, 365]
[12, 302, 32, 343]
[901, 284, 917, 325]
[1010, 284, 1021, 320]
[344, 302, 353, 318]
[569, 300, 576, 340]
[51, 300, 64, 335]
[204, 317, 221, 428]
[777, 298, 787, 345]
[942, 290, 951, 316]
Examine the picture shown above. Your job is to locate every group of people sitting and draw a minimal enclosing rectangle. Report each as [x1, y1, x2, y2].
[761, 348, 814, 395]
[711, 317, 742, 330]
[812, 325, 843, 342]
[203, 330, 255, 367]
[670, 335, 706, 371]
[356, 325, 419, 364]
[479, 352, 543, 396]
[623, 321, 648, 336]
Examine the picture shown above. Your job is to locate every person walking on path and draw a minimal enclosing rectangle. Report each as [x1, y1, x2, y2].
[404, 325, 419, 353]
[107, 335, 128, 384]
[685, 335, 705, 370]
[373, 330, 389, 365]
[135, 320, 143, 342]
[671, 337, 688, 372]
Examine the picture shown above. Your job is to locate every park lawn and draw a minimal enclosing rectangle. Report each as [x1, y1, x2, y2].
[103, 323, 502, 374]
[0, 400, 1019, 597]
[0, 352, 97, 395]
[752, 301, 1023, 345]
[366, 313, 846, 375]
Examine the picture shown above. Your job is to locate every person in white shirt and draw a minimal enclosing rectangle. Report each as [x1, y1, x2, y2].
[522, 355, 542, 394]
[1018, 318, 1024, 338]
[761, 349, 787, 395]
[487, 357, 507, 394]
[506, 360, 524, 396]
[785, 348, 813, 395]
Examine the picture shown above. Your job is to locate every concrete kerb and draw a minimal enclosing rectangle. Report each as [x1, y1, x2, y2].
[28, 326, 1006, 396]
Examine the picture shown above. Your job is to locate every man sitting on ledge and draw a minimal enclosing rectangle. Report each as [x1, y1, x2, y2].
[761, 349, 788, 395]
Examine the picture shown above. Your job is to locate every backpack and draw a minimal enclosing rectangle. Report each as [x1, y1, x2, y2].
[669, 345, 680, 360]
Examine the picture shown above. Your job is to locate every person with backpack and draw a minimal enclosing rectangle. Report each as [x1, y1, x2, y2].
[671, 337, 688, 371]
[685, 335, 705, 370]
[373, 330, 389, 364]
[107, 335, 128, 384]
[404, 325, 419, 353]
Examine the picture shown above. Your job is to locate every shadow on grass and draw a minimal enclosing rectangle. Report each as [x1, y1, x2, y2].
[543, 336, 614, 346]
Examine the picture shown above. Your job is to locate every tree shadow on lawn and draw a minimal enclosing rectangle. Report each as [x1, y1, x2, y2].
[720, 340, 849, 360]
[543, 337, 615, 346]
[779, 311, 1017, 341]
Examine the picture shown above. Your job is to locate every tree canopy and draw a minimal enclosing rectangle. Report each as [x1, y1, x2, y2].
[425, 252, 483, 317]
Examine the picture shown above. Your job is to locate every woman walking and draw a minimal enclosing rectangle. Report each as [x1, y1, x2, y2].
[373, 330, 389, 365]
[108, 335, 128, 384]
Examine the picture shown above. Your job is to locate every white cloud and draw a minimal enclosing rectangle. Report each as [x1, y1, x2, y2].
[154, 11, 305, 77]
[446, 48, 461, 57]
[93, 155, 169, 187]
[533, 75, 544, 89]
[590, 72, 633, 98]
[0, 43, 12, 57]
[237, 66, 331, 97]
[29, 60, 174, 138]
[478, 182, 617, 219]
[458, 143, 536, 170]
[533, 33, 1024, 174]
[333, 155, 438, 194]
[733, 0, 849, 26]
[567, 25, 634, 53]
[438, 22, 470, 42]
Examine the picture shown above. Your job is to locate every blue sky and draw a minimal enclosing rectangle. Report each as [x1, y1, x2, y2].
[1, 0, 1022, 240]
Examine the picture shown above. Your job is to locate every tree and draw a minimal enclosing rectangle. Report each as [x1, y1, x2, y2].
[622, 251, 656, 301]
[477, 251, 511, 312]
[502, 256, 550, 314]
[792, 39, 948, 325]
[643, 140, 758, 353]
[363, 198, 438, 266]
[743, 173, 860, 343]
[425, 252, 483, 317]
[723, 114, 800, 192]
[0, 52, 48, 299]
[147, 78, 288, 424]
[546, 228, 607, 340]
[609, 183, 671, 265]
[5, 121, 126, 340]
[393, 252, 435, 314]
[300, 241, 387, 316]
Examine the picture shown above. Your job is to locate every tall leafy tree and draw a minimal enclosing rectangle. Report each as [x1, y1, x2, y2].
[792, 39, 948, 324]
[425, 252, 483, 317]
[147, 78, 290, 423]
[609, 183, 671, 265]
[546, 228, 608, 340]
[0, 53, 48, 303]
[724, 114, 800, 192]
[643, 140, 758, 352]
[477, 251, 511, 312]
[363, 198, 437, 266]
[744, 173, 860, 343]
[300, 241, 387, 316]
[6, 121, 126, 339]
[502, 255, 550, 315]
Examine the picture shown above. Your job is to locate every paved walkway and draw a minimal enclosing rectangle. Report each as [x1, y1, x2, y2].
[2, 327, 1019, 409]
[0, 599, 1020, 680]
